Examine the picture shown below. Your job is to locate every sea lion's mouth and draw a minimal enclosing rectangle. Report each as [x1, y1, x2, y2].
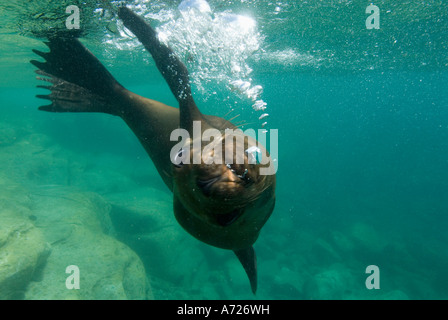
[196, 177, 244, 226]
[197, 177, 221, 196]
[215, 208, 243, 226]
[197, 167, 252, 197]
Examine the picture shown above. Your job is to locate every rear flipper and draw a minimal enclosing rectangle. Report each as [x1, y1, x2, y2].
[34, 70, 108, 113]
[234, 246, 257, 294]
[30, 37, 124, 114]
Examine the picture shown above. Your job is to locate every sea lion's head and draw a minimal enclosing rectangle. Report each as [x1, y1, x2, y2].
[171, 129, 276, 250]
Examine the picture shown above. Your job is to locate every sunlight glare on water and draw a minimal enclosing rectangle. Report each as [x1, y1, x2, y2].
[99, 0, 269, 125]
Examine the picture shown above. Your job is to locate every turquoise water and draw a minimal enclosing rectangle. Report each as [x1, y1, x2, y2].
[1, 0, 448, 299]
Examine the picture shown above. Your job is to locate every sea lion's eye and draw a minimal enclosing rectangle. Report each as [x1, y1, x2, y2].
[174, 149, 185, 168]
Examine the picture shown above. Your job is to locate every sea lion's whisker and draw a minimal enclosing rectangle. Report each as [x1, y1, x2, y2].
[223, 109, 234, 118]
[235, 122, 256, 128]
[228, 114, 241, 122]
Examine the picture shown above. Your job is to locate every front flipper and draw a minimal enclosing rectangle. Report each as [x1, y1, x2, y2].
[117, 6, 203, 132]
[234, 247, 257, 294]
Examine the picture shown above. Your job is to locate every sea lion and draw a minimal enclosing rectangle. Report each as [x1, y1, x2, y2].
[30, 6, 276, 294]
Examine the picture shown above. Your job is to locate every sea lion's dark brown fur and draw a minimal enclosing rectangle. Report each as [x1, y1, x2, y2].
[30, 7, 276, 294]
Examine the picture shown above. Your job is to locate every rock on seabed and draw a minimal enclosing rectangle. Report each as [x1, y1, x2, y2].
[0, 175, 152, 300]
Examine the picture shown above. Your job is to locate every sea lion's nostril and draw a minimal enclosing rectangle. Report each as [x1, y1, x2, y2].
[227, 164, 252, 185]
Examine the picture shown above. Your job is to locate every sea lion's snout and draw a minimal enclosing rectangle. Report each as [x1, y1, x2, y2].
[196, 162, 254, 197]
[226, 163, 254, 186]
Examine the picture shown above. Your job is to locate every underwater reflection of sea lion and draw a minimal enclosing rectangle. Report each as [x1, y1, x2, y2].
[30, 7, 276, 294]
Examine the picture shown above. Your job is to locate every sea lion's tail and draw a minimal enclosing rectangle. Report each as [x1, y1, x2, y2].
[30, 37, 125, 115]
[234, 246, 257, 294]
